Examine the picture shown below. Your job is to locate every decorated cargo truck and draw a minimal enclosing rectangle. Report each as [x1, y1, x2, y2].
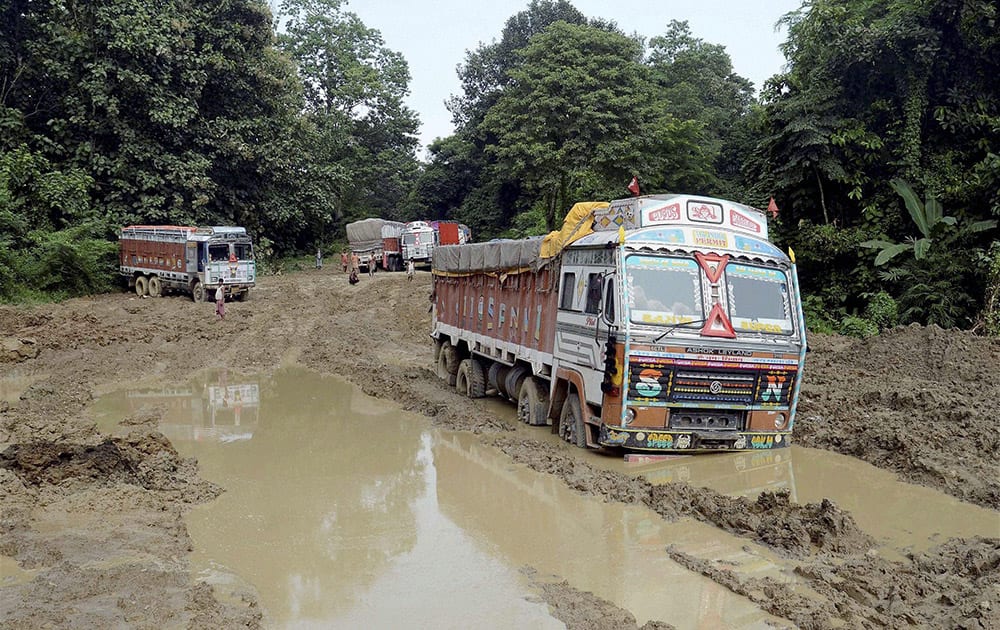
[430, 195, 807, 453]
[119, 225, 255, 301]
[401, 220, 471, 266]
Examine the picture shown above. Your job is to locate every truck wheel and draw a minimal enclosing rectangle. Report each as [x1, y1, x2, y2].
[517, 377, 549, 426]
[191, 281, 205, 303]
[437, 345, 457, 386]
[134, 275, 149, 297]
[235, 289, 249, 302]
[490, 364, 511, 398]
[504, 365, 529, 402]
[433, 338, 443, 364]
[147, 276, 162, 298]
[559, 394, 587, 448]
[456, 358, 486, 399]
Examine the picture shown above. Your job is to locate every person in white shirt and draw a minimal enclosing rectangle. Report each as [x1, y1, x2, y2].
[215, 280, 225, 320]
[406, 259, 415, 281]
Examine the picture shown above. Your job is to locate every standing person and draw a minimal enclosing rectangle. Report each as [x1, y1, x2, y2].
[341, 251, 348, 272]
[368, 253, 376, 277]
[406, 258, 415, 282]
[315, 247, 323, 269]
[351, 252, 360, 273]
[215, 280, 226, 321]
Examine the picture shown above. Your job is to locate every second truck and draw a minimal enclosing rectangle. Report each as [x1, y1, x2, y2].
[430, 194, 807, 453]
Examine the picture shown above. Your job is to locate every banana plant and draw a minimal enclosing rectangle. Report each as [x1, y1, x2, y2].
[862, 179, 997, 266]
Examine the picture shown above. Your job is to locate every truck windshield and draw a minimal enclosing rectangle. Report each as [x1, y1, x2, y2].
[725, 263, 794, 335]
[626, 255, 703, 326]
[208, 244, 229, 261]
[234, 243, 253, 260]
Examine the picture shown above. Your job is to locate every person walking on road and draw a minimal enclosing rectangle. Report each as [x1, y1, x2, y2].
[341, 251, 348, 272]
[368, 253, 376, 277]
[315, 248, 323, 269]
[215, 280, 226, 321]
[406, 259, 415, 282]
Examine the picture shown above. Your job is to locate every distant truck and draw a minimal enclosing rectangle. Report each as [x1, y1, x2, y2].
[402, 220, 471, 266]
[431, 194, 808, 453]
[119, 225, 255, 301]
[346, 218, 406, 271]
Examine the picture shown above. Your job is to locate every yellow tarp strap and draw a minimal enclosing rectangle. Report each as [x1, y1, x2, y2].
[539, 201, 609, 259]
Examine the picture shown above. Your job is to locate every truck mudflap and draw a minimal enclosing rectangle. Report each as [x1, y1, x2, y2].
[598, 425, 791, 452]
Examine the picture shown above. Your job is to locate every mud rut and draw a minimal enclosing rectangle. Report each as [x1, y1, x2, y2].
[1, 269, 997, 629]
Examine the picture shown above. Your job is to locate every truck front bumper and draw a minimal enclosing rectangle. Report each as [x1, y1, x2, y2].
[598, 424, 790, 452]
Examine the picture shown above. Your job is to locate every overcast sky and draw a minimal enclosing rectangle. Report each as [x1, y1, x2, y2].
[345, 0, 804, 153]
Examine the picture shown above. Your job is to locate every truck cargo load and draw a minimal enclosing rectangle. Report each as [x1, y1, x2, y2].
[346, 218, 405, 271]
[431, 195, 807, 454]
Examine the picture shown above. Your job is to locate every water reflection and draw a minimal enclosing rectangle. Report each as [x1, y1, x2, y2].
[94, 368, 427, 624]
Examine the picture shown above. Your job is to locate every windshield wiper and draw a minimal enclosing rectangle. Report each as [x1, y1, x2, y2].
[652, 318, 708, 343]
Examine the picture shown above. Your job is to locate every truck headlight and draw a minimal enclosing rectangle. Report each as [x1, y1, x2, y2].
[624, 408, 635, 426]
[774, 413, 787, 429]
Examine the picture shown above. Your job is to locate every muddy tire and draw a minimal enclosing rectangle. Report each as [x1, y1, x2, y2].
[147, 276, 162, 298]
[488, 363, 510, 397]
[134, 275, 148, 297]
[517, 376, 549, 426]
[437, 344, 458, 386]
[559, 393, 587, 448]
[504, 365, 529, 402]
[191, 281, 205, 303]
[456, 358, 487, 399]
[433, 338, 443, 364]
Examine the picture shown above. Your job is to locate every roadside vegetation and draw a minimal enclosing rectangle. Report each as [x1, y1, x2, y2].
[2, 0, 997, 334]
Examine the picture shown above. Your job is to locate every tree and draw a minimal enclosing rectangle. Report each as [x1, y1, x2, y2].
[276, 0, 420, 228]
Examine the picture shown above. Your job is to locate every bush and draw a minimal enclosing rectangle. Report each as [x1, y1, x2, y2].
[863, 291, 899, 331]
[839, 316, 878, 339]
[801, 294, 837, 334]
[983, 242, 1000, 336]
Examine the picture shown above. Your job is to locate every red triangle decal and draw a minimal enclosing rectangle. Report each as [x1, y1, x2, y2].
[700, 303, 736, 338]
[694, 252, 730, 284]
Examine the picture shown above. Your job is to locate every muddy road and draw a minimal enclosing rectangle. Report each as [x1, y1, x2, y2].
[1, 268, 998, 628]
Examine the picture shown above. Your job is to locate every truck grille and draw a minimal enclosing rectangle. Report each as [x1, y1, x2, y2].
[671, 371, 756, 404]
[628, 363, 795, 406]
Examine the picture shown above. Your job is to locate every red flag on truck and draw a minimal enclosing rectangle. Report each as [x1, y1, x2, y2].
[627, 176, 640, 196]
[767, 197, 779, 218]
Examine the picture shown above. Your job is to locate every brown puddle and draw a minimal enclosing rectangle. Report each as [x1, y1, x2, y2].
[480, 398, 999, 556]
[93, 368, 790, 628]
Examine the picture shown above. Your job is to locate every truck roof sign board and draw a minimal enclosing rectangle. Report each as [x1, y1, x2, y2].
[594, 194, 768, 240]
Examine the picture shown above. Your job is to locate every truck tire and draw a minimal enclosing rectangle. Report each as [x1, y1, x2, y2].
[134, 275, 148, 297]
[235, 289, 249, 302]
[487, 362, 506, 396]
[504, 365, 529, 402]
[191, 280, 205, 303]
[559, 393, 587, 448]
[437, 345, 458, 386]
[433, 338, 443, 364]
[456, 358, 486, 399]
[517, 376, 549, 426]
[147, 276, 162, 298]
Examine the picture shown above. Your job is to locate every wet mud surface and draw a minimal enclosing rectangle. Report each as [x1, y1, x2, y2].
[1, 268, 998, 628]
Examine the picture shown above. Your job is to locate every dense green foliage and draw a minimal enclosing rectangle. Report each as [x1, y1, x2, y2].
[2, 0, 997, 334]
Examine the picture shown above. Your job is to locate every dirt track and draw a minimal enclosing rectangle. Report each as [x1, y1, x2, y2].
[1, 268, 998, 628]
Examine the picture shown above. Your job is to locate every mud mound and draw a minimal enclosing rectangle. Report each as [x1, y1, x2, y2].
[491, 436, 875, 558]
[0, 433, 221, 501]
[797, 327, 1000, 509]
[529, 573, 675, 630]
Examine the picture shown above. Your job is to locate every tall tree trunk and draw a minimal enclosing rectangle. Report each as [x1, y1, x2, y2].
[815, 167, 829, 224]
